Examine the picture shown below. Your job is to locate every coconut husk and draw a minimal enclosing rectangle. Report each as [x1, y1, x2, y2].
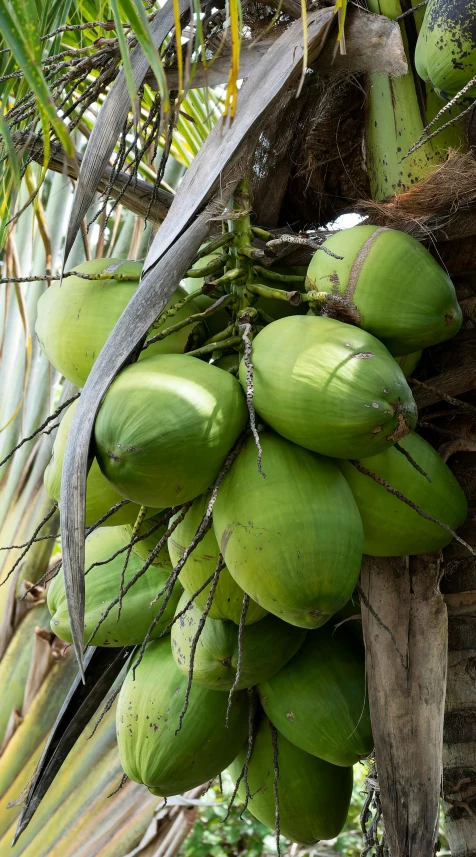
[356, 150, 476, 242]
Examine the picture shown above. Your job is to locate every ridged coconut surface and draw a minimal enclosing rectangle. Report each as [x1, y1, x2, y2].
[44, 400, 151, 527]
[47, 527, 181, 646]
[229, 717, 353, 844]
[168, 494, 267, 625]
[306, 226, 461, 355]
[171, 593, 306, 691]
[338, 431, 467, 556]
[260, 625, 373, 766]
[213, 433, 364, 629]
[415, 0, 476, 98]
[116, 638, 247, 795]
[35, 259, 203, 387]
[242, 316, 417, 459]
[94, 354, 248, 508]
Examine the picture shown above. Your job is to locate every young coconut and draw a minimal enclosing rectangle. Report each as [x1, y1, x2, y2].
[213, 433, 364, 629]
[168, 494, 267, 625]
[338, 431, 468, 556]
[94, 354, 248, 508]
[240, 316, 417, 460]
[44, 400, 153, 527]
[305, 225, 461, 355]
[394, 350, 422, 378]
[116, 637, 248, 796]
[171, 592, 306, 691]
[415, 0, 476, 100]
[229, 716, 353, 845]
[125, 514, 172, 569]
[259, 624, 373, 767]
[47, 527, 181, 646]
[35, 259, 204, 387]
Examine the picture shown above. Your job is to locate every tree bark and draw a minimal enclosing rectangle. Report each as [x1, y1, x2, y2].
[360, 553, 447, 857]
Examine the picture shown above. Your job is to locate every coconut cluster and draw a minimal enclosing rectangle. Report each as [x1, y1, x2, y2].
[38, 226, 467, 845]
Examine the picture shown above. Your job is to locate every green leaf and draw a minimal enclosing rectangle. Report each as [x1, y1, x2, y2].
[117, 0, 169, 112]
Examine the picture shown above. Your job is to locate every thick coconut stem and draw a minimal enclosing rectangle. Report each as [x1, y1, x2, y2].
[226, 593, 250, 728]
[239, 321, 265, 478]
[143, 295, 236, 351]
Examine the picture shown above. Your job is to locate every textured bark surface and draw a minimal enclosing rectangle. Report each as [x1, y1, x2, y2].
[360, 553, 448, 857]
[441, 455, 476, 857]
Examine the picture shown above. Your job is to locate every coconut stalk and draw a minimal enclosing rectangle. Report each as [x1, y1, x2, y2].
[365, 0, 465, 200]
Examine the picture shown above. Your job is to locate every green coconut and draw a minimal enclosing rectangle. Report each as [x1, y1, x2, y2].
[242, 315, 418, 460]
[213, 433, 364, 629]
[168, 494, 267, 625]
[47, 527, 181, 646]
[415, 0, 476, 100]
[181, 252, 232, 337]
[125, 514, 173, 569]
[260, 624, 373, 767]
[95, 354, 248, 508]
[338, 431, 467, 556]
[171, 592, 306, 691]
[229, 716, 353, 845]
[36, 259, 204, 387]
[116, 637, 248, 796]
[44, 400, 153, 527]
[394, 351, 422, 378]
[305, 225, 461, 355]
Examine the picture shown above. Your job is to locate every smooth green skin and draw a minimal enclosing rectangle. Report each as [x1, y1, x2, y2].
[306, 226, 462, 356]
[47, 527, 182, 646]
[36, 259, 203, 388]
[116, 637, 248, 796]
[125, 516, 172, 569]
[415, 0, 476, 99]
[394, 350, 422, 378]
[260, 625, 373, 767]
[213, 433, 364, 629]
[168, 494, 267, 625]
[241, 316, 418, 460]
[338, 431, 468, 556]
[44, 400, 154, 527]
[171, 592, 306, 691]
[95, 354, 248, 508]
[181, 253, 231, 337]
[229, 717, 353, 844]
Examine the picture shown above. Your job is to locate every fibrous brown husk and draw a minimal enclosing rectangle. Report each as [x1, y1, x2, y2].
[356, 149, 476, 243]
[251, 71, 369, 230]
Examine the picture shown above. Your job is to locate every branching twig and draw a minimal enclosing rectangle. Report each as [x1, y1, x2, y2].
[0, 393, 80, 469]
[239, 321, 265, 478]
[226, 593, 249, 727]
[350, 461, 475, 555]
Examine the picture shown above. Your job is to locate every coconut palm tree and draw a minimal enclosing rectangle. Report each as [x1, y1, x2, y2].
[0, 0, 475, 855]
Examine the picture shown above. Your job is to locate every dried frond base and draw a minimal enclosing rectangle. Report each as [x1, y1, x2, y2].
[356, 150, 476, 243]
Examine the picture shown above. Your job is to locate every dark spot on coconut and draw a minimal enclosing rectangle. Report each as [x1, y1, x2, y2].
[286, 711, 295, 722]
[220, 522, 235, 555]
[445, 312, 455, 325]
[126, 446, 136, 452]
[220, 657, 232, 667]
[370, 425, 383, 436]
[329, 272, 340, 286]
[310, 608, 322, 619]
[383, 388, 390, 394]
[352, 352, 374, 359]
